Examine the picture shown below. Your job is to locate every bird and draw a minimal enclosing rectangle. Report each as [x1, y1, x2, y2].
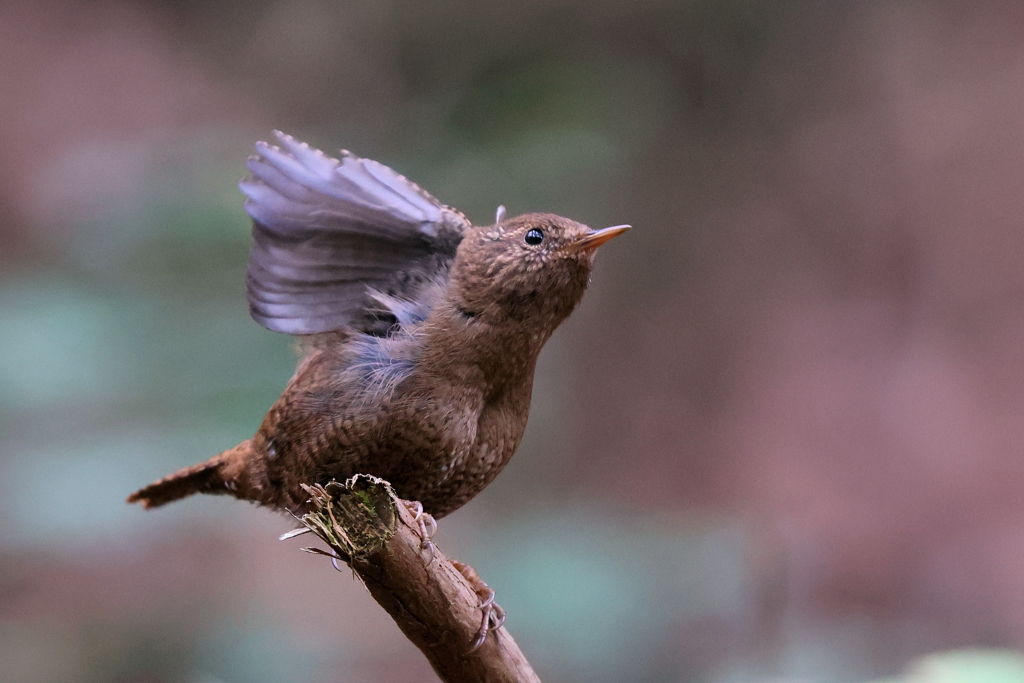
[127, 130, 629, 519]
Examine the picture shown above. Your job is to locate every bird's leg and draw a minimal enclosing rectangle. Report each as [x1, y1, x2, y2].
[404, 500, 437, 564]
[451, 560, 506, 653]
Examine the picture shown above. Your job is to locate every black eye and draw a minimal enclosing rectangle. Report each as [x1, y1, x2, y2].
[524, 228, 544, 245]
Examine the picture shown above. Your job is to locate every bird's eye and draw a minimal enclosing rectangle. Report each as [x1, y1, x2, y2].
[524, 228, 544, 245]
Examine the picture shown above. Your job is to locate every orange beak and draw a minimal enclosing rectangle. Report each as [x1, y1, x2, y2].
[561, 224, 631, 254]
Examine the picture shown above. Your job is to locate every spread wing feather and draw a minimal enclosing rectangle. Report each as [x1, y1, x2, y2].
[240, 131, 469, 335]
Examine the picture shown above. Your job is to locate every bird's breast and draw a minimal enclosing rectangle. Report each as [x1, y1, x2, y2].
[378, 371, 531, 517]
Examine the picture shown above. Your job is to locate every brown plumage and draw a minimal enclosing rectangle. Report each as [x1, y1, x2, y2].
[128, 131, 628, 518]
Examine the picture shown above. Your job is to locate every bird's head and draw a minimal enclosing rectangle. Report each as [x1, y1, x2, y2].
[450, 211, 629, 334]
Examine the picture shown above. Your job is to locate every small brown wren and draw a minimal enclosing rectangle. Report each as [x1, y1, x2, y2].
[128, 131, 629, 518]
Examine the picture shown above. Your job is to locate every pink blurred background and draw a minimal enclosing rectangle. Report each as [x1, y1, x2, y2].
[3, 1, 1024, 681]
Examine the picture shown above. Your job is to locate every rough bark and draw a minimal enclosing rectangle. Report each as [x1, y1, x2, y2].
[285, 475, 540, 683]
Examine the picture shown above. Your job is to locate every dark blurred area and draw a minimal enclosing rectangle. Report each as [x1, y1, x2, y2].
[4, 1, 1024, 681]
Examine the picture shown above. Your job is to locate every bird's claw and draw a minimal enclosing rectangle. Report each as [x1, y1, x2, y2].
[452, 560, 505, 653]
[467, 587, 506, 652]
[405, 500, 437, 564]
[400, 503, 504, 650]
[300, 545, 347, 572]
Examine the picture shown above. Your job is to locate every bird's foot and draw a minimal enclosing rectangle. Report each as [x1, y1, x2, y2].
[452, 560, 506, 653]
[404, 500, 437, 564]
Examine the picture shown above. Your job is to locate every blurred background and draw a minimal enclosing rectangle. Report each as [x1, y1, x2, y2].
[3, 1, 1024, 681]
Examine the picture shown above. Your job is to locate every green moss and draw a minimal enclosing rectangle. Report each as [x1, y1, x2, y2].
[296, 476, 398, 562]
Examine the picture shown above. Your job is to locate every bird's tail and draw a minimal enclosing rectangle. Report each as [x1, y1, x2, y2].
[127, 440, 254, 509]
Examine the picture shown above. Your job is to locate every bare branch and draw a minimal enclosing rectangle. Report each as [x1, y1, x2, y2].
[288, 475, 541, 683]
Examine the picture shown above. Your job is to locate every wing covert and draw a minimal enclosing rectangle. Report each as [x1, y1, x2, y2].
[240, 131, 469, 335]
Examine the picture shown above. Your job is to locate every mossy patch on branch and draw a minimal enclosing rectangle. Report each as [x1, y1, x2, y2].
[298, 475, 398, 561]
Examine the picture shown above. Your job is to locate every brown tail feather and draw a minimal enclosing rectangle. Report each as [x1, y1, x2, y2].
[127, 440, 253, 509]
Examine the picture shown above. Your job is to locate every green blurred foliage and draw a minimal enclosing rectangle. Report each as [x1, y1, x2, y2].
[866, 650, 1024, 683]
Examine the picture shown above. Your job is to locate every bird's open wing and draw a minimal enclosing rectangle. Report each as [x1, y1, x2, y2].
[239, 131, 469, 335]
